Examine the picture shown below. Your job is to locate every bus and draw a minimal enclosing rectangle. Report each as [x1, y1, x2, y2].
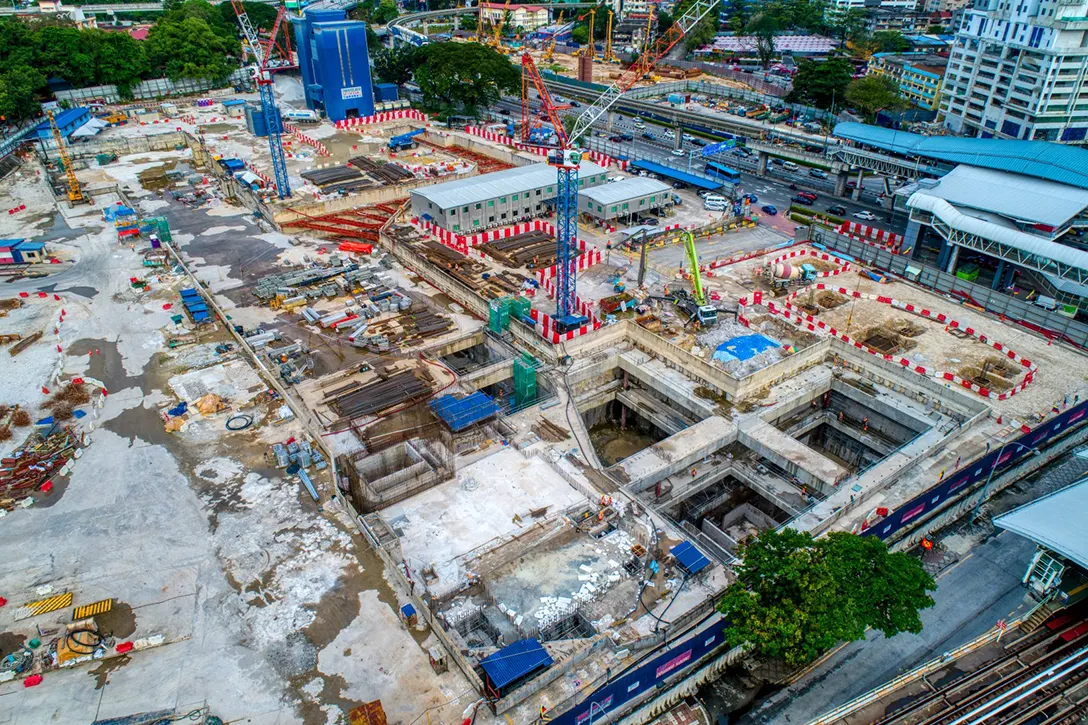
[705, 161, 741, 184]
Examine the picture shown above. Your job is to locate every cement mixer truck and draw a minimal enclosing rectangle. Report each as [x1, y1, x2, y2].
[762, 262, 817, 290]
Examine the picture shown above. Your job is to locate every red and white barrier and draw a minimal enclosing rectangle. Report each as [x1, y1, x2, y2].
[244, 161, 276, 191]
[835, 221, 903, 252]
[335, 109, 429, 128]
[283, 122, 330, 156]
[737, 283, 1037, 401]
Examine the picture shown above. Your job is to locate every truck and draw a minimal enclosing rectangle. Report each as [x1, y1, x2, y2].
[283, 109, 319, 123]
[762, 262, 817, 290]
[388, 128, 425, 151]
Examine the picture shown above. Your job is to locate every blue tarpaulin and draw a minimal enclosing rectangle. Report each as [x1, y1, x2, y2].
[480, 638, 553, 691]
[430, 392, 499, 432]
[670, 541, 710, 575]
[712, 333, 778, 363]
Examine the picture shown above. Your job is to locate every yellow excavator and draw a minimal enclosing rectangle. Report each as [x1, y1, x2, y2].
[543, 10, 562, 61]
[47, 110, 84, 204]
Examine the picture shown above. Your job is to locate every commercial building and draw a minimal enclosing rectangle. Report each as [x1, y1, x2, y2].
[292, 8, 376, 122]
[579, 177, 673, 222]
[826, 0, 917, 12]
[940, 0, 1088, 142]
[994, 477, 1088, 606]
[868, 53, 948, 111]
[478, 2, 550, 30]
[410, 161, 608, 233]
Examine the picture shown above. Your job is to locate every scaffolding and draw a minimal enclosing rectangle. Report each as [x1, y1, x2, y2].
[488, 296, 513, 334]
[513, 352, 538, 408]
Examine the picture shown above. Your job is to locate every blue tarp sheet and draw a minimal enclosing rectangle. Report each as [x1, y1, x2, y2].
[670, 540, 711, 575]
[712, 333, 779, 363]
[480, 638, 553, 691]
[430, 392, 499, 432]
[628, 160, 722, 191]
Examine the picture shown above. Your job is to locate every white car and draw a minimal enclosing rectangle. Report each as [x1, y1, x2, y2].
[853, 211, 877, 221]
[663, 129, 675, 138]
[671, 149, 685, 156]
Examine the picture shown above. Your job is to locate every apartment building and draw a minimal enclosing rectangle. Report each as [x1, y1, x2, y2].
[869, 52, 949, 110]
[478, 2, 551, 31]
[940, 0, 1088, 142]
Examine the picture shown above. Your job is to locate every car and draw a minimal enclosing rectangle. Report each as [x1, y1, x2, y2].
[698, 190, 712, 198]
[792, 194, 815, 206]
[808, 169, 828, 179]
[618, 133, 634, 142]
[499, 108, 510, 116]
[642, 132, 656, 141]
[690, 138, 707, 146]
[846, 180, 858, 189]
[682, 133, 696, 142]
[853, 210, 877, 220]
[663, 129, 675, 138]
[743, 193, 758, 203]
[798, 191, 817, 201]
[827, 205, 847, 216]
[640, 217, 659, 226]
[672, 182, 686, 189]
[671, 148, 686, 156]
[570, 100, 580, 107]
[761, 204, 778, 215]
[607, 175, 625, 183]
[609, 135, 624, 143]
[769, 157, 784, 165]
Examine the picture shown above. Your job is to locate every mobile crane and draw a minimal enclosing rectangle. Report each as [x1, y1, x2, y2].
[47, 110, 84, 204]
[681, 229, 718, 327]
[519, 0, 719, 331]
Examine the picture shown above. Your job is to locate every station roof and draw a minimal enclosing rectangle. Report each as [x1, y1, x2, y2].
[915, 165, 1088, 228]
[834, 122, 1088, 190]
[994, 477, 1088, 570]
[479, 638, 552, 690]
[411, 161, 607, 211]
[580, 177, 672, 206]
[628, 160, 722, 191]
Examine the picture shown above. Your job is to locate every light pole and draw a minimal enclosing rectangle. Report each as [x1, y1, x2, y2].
[971, 440, 1039, 520]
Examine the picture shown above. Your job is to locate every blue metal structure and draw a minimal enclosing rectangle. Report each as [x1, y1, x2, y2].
[670, 541, 711, 575]
[231, 1, 292, 198]
[479, 638, 553, 695]
[430, 392, 500, 432]
[553, 153, 582, 328]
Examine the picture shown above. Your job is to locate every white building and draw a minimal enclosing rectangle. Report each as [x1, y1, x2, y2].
[826, 0, 919, 11]
[940, 0, 1088, 142]
[478, 2, 551, 31]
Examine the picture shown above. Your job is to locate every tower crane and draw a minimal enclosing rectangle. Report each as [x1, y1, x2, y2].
[230, 1, 292, 199]
[47, 110, 84, 204]
[520, 0, 719, 330]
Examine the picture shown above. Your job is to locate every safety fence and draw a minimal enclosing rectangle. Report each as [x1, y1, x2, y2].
[334, 108, 429, 128]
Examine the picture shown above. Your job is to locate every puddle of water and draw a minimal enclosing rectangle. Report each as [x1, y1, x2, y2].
[36, 283, 99, 299]
[93, 600, 136, 640]
[89, 654, 132, 690]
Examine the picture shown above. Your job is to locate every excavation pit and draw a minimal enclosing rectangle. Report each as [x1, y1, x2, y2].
[585, 400, 670, 466]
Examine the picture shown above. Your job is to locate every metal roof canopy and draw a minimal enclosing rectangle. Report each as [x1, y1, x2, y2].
[994, 477, 1088, 570]
[919, 165, 1088, 228]
[670, 540, 711, 575]
[629, 160, 722, 191]
[580, 177, 673, 206]
[479, 638, 553, 691]
[411, 161, 607, 211]
[834, 122, 1088, 190]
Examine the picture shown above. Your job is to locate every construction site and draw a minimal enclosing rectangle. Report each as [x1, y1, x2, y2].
[1, 0, 1088, 722]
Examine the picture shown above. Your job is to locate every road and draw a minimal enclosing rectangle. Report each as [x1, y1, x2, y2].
[736, 529, 1039, 725]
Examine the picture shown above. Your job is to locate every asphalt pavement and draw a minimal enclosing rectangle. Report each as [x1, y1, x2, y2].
[737, 529, 1039, 725]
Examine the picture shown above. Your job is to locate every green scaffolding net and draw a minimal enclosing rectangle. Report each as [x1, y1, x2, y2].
[488, 297, 512, 334]
[512, 352, 538, 408]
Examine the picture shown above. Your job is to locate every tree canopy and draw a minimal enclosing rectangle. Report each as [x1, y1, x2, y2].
[787, 56, 854, 109]
[845, 74, 904, 118]
[413, 42, 519, 118]
[745, 12, 778, 68]
[673, 0, 719, 51]
[717, 530, 935, 667]
[146, 15, 237, 82]
[871, 30, 911, 53]
[372, 44, 420, 87]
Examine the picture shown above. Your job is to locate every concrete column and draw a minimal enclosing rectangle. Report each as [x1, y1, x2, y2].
[945, 243, 960, 274]
[834, 171, 848, 197]
[606, 111, 615, 132]
[453, 16, 460, 31]
[900, 219, 921, 258]
[422, 21, 428, 35]
[883, 176, 892, 195]
[851, 168, 864, 201]
[673, 126, 683, 150]
[936, 239, 951, 270]
[992, 259, 1006, 290]
[757, 151, 769, 176]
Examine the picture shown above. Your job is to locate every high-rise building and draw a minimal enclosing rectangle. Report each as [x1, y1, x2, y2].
[940, 0, 1088, 142]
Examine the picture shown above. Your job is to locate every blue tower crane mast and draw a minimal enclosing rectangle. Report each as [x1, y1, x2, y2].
[231, 1, 292, 199]
[520, 0, 718, 331]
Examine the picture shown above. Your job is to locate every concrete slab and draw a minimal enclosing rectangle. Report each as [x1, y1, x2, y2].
[613, 416, 737, 491]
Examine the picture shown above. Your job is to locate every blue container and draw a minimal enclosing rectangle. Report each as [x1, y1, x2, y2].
[374, 83, 399, 102]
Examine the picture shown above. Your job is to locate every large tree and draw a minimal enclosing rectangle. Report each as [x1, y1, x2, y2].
[146, 16, 237, 81]
[372, 45, 419, 86]
[787, 56, 853, 109]
[0, 66, 46, 123]
[413, 42, 519, 118]
[872, 30, 910, 53]
[717, 529, 935, 667]
[845, 74, 903, 118]
[217, 1, 280, 31]
[746, 12, 778, 68]
[673, 0, 719, 51]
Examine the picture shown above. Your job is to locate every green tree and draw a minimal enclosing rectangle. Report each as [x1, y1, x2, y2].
[571, 23, 588, 45]
[717, 529, 935, 667]
[413, 42, 519, 118]
[725, 0, 748, 32]
[0, 66, 46, 123]
[872, 30, 910, 53]
[373, 45, 419, 86]
[845, 74, 903, 118]
[35, 26, 97, 87]
[371, 0, 399, 25]
[787, 56, 853, 109]
[90, 31, 150, 95]
[673, 0, 719, 51]
[462, 13, 478, 32]
[165, 0, 237, 45]
[146, 16, 237, 81]
[746, 12, 778, 68]
[218, 1, 280, 31]
[830, 6, 868, 44]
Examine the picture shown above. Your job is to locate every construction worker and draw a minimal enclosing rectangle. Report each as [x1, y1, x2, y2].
[690, 467, 697, 479]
